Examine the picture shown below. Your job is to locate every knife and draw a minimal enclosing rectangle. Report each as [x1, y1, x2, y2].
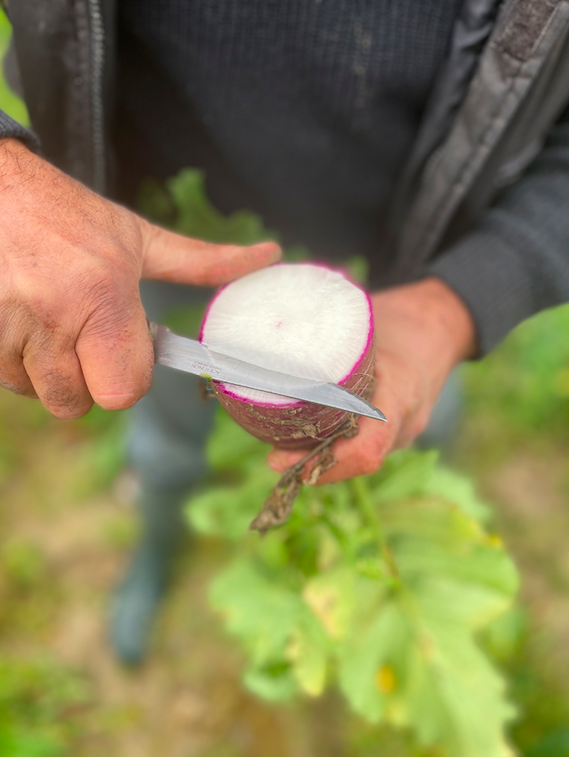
[151, 323, 387, 422]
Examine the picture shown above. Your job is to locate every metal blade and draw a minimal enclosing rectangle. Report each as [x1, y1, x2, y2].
[151, 323, 387, 422]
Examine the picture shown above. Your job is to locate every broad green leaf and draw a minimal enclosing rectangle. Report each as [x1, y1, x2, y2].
[303, 566, 358, 640]
[338, 602, 410, 723]
[527, 729, 569, 757]
[144, 173, 522, 756]
[480, 606, 527, 662]
[404, 620, 516, 757]
[288, 610, 329, 696]
[206, 409, 269, 472]
[370, 450, 439, 503]
[210, 559, 303, 666]
[424, 466, 490, 522]
[255, 532, 290, 571]
[410, 577, 515, 630]
[338, 589, 516, 756]
[188, 468, 277, 539]
[393, 533, 518, 590]
[243, 664, 299, 702]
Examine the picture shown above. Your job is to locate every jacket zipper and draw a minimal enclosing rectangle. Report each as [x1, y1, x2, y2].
[87, 0, 106, 193]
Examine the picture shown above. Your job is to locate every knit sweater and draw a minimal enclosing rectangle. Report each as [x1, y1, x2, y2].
[114, 0, 462, 270]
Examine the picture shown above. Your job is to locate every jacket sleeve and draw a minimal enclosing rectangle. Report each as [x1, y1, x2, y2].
[0, 108, 38, 150]
[425, 109, 569, 355]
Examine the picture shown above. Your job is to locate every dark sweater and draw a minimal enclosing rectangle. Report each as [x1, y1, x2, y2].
[115, 0, 462, 270]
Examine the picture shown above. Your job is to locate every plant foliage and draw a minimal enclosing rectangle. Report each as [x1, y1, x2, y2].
[0, 656, 90, 757]
[188, 411, 518, 757]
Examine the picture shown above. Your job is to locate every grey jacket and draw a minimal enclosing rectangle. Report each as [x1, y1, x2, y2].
[2, 0, 569, 353]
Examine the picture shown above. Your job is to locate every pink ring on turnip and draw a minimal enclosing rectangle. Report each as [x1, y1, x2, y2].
[200, 263, 376, 449]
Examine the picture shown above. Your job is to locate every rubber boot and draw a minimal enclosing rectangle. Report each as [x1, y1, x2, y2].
[109, 483, 190, 666]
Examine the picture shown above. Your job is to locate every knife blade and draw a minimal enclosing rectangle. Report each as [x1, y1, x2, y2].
[151, 323, 387, 422]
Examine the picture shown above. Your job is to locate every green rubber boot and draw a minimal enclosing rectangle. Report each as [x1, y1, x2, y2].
[109, 484, 189, 666]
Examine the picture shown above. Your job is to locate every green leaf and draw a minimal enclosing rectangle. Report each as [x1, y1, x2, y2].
[0, 726, 62, 757]
[403, 619, 516, 757]
[338, 602, 410, 723]
[288, 610, 330, 697]
[302, 566, 358, 641]
[480, 606, 528, 662]
[243, 664, 299, 702]
[167, 169, 277, 245]
[338, 588, 517, 755]
[424, 466, 491, 522]
[380, 498, 519, 616]
[370, 450, 439, 503]
[161, 303, 208, 339]
[188, 468, 277, 540]
[527, 729, 569, 757]
[139, 174, 523, 757]
[210, 559, 303, 666]
[206, 409, 269, 472]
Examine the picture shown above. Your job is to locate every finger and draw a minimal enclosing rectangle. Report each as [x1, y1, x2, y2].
[268, 410, 400, 485]
[76, 297, 154, 411]
[139, 219, 281, 286]
[314, 414, 399, 484]
[0, 350, 38, 398]
[23, 336, 93, 418]
[0, 314, 38, 397]
[268, 351, 411, 484]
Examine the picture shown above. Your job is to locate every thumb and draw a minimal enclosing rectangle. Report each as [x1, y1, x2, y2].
[138, 219, 281, 286]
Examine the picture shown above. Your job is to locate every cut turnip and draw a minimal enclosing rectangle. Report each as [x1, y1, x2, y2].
[200, 263, 375, 449]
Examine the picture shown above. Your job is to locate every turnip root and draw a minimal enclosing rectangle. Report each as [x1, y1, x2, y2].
[200, 263, 375, 450]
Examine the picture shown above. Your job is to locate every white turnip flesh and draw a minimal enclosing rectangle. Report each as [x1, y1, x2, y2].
[200, 263, 375, 449]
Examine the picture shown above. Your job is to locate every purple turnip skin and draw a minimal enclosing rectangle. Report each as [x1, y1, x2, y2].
[214, 332, 375, 449]
[200, 264, 376, 450]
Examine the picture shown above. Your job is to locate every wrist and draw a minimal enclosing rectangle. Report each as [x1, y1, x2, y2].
[418, 276, 478, 362]
[0, 137, 35, 185]
[371, 276, 477, 370]
[0, 136, 30, 157]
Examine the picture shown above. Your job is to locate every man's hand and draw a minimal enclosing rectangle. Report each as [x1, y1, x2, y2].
[267, 277, 477, 483]
[0, 139, 280, 418]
